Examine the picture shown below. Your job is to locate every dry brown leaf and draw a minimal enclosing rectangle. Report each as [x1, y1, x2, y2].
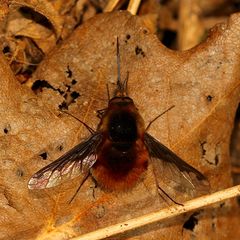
[0, 11, 240, 240]
[0, 0, 103, 78]
[6, 18, 52, 39]
[0, 2, 58, 76]
[10, 0, 64, 38]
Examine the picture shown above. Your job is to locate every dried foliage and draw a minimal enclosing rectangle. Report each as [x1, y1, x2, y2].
[0, 0, 240, 240]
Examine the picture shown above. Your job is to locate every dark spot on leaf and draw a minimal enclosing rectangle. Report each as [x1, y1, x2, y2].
[135, 46, 141, 55]
[207, 95, 213, 102]
[71, 79, 77, 85]
[3, 45, 10, 54]
[135, 46, 145, 57]
[125, 34, 131, 43]
[143, 29, 148, 34]
[32, 80, 64, 95]
[59, 89, 64, 95]
[71, 91, 80, 100]
[39, 152, 48, 160]
[65, 84, 71, 92]
[58, 145, 63, 151]
[32, 80, 51, 91]
[183, 212, 199, 231]
[59, 102, 68, 110]
[3, 124, 11, 134]
[65, 65, 72, 78]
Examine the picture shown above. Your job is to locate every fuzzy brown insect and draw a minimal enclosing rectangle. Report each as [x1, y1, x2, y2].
[28, 39, 209, 203]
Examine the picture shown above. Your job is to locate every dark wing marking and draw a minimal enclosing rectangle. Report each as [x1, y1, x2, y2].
[28, 132, 102, 189]
[144, 133, 209, 199]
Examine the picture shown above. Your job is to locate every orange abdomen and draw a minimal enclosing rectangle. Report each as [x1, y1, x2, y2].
[91, 139, 149, 191]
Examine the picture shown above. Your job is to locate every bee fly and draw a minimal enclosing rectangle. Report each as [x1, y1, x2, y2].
[28, 39, 209, 203]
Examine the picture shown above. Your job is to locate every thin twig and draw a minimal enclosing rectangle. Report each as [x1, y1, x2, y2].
[178, 0, 204, 50]
[71, 185, 240, 240]
[127, 0, 141, 15]
[104, 0, 141, 15]
[104, 0, 120, 12]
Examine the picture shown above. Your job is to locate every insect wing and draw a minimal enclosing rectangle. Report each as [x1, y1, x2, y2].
[28, 133, 102, 189]
[144, 133, 209, 199]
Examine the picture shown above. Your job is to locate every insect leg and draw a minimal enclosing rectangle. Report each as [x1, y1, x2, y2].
[68, 172, 90, 204]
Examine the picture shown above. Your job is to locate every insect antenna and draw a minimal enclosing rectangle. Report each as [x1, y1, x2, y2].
[123, 71, 129, 96]
[60, 110, 95, 134]
[68, 172, 90, 204]
[114, 37, 128, 97]
[116, 37, 122, 94]
[145, 105, 175, 132]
